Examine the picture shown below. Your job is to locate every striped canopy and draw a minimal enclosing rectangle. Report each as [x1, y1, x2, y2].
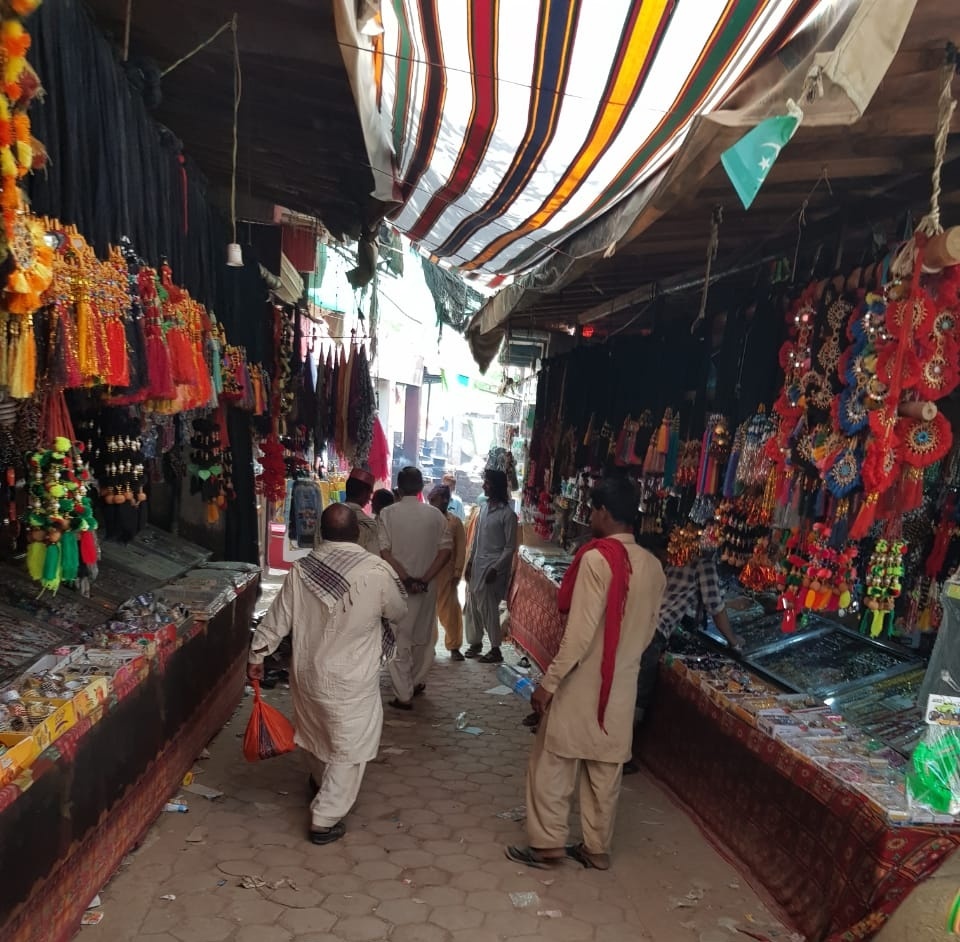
[369, 0, 824, 287]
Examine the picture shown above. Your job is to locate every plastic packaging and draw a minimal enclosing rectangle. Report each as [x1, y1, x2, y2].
[455, 712, 468, 730]
[497, 664, 535, 702]
[164, 802, 189, 813]
[908, 693, 960, 815]
[243, 679, 296, 762]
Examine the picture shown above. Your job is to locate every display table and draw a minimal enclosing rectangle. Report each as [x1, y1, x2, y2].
[507, 552, 960, 942]
[0, 575, 258, 942]
[507, 553, 567, 670]
[637, 661, 960, 941]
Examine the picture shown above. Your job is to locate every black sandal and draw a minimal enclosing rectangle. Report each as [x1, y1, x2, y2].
[566, 842, 610, 871]
[504, 845, 562, 869]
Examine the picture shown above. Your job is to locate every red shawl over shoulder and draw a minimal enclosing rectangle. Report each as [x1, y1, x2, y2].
[557, 537, 632, 733]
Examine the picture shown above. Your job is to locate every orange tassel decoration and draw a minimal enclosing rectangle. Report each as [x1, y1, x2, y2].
[8, 313, 35, 398]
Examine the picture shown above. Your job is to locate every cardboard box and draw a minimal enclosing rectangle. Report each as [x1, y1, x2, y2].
[0, 732, 40, 787]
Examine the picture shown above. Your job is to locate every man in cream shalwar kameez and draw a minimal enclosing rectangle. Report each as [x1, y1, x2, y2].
[378, 467, 452, 708]
[249, 504, 407, 844]
[508, 477, 665, 871]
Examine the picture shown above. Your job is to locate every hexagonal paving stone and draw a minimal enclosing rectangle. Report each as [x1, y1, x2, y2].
[416, 886, 466, 908]
[267, 885, 325, 908]
[364, 878, 413, 901]
[464, 890, 514, 913]
[353, 860, 402, 881]
[434, 854, 482, 874]
[483, 910, 541, 937]
[386, 849, 435, 869]
[451, 871, 500, 892]
[390, 923, 452, 942]
[233, 927, 292, 942]
[313, 872, 365, 895]
[169, 916, 235, 942]
[140, 909, 181, 936]
[276, 906, 338, 935]
[225, 898, 285, 924]
[347, 844, 389, 863]
[323, 892, 378, 916]
[408, 823, 454, 841]
[429, 905, 485, 931]
[174, 894, 227, 918]
[407, 866, 452, 887]
[540, 916, 597, 941]
[372, 897, 431, 925]
[256, 847, 306, 867]
[565, 901, 625, 925]
[331, 915, 390, 941]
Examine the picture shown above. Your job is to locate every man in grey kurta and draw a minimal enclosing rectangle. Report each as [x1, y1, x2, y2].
[464, 469, 518, 664]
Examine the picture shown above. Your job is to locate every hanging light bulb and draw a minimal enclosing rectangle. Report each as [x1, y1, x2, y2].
[226, 14, 243, 268]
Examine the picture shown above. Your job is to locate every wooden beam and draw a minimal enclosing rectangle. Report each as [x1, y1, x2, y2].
[577, 285, 656, 325]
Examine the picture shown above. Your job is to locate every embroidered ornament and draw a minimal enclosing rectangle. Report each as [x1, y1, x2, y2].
[900, 412, 952, 468]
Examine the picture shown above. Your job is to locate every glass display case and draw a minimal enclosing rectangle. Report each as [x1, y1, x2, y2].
[697, 593, 926, 757]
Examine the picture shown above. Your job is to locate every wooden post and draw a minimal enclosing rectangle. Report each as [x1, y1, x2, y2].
[898, 401, 938, 421]
[923, 227, 960, 272]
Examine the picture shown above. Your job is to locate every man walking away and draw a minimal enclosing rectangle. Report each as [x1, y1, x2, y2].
[507, 476, 665, 871]
[428, 484, 467, 661]
[379, 467, 452, 708]
[464, 469, 517, 663]
[443, 472, 465, 521]
[342, 467, 380, 555]
[248, 504, 407, 845]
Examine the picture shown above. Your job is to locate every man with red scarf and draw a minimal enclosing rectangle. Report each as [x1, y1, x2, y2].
[506, 476, 664, 872]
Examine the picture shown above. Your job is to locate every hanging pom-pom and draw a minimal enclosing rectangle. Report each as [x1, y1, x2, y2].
[26, 538, 44, 581]
[79, 527, 97, 565]
[42, 541, 61, 590]
[206, 501, 220, 524]
[60, 530, 79, 582]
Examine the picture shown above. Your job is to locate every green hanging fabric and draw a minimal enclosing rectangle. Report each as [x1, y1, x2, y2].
[42, 542, 61, 592]
[60, 530, 79, 581]
[721, 102, 803, 210]
[26, 540, 45, 581]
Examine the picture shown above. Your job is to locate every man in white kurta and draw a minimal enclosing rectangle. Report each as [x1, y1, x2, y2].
[378, 466, 452, 708]
[248, 504, 407, 845]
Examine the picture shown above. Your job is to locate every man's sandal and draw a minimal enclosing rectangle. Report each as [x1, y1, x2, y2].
[504, 845, 564, 869]
[566, 843, 610, 871]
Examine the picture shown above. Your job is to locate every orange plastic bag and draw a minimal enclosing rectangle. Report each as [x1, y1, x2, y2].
[243, 680, 296, 761]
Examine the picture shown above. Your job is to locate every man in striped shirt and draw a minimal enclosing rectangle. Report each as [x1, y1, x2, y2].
[624, 533, 743, 774]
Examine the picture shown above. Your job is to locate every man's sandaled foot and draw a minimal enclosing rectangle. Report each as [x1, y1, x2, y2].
[309, 820, 346, 845]
[504, 845, 564, 869]
[478, 648, 503, 663]
[566, 842, 610, 870]
[450, 649, 465, 661]
[622, 759, 640, 775]
[413, 683, 426, 697]
[463, 644, 483, 659]
[389, 698, 413, 711]
[522, 711, 540, 728]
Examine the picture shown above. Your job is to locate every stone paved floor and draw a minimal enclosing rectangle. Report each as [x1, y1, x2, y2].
[80, 626, 799, 942]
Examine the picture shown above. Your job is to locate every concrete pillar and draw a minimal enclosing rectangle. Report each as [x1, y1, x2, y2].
[404, 384, 421, 464]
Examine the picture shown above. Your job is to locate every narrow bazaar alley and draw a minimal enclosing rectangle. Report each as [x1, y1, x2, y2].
[84, 643, 794, 942]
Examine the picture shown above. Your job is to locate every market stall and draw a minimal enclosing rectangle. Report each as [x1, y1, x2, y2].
[0, 525, 259, 942]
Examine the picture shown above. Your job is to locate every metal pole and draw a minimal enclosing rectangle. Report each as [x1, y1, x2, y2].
[122, 0, 133, 62]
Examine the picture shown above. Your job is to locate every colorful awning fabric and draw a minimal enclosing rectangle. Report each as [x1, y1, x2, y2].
[360, 0, 824, 286]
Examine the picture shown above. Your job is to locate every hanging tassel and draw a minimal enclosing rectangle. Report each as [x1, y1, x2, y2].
[814, 486, 827, 519]
[42, 541, 61, 591]
[206, 501, 220, 524]
[60, 530, 79, 582]
[869, 609, 885, 639]
[850, 492, 879, 539]
[0, 310, 8, 388]
[26, 539, 44, 581]
[9, 314, 35, 398]
[76, 297, 97, 379]
[79, 528, 97, 565]
[781, 603, 796, 633]
[105, 317, 129, 387]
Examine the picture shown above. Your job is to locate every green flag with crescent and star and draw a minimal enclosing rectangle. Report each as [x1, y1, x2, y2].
[721, 101, 804, 210]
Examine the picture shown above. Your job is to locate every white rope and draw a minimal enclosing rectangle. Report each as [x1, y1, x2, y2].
[917, 57, 957, 237]
[891, 51, 956, 278]
[161, 18, 235, 77]
[691, 206, 722, 334]
[230, 15, 241, 245]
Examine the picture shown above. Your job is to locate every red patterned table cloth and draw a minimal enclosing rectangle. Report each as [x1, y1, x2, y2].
[638, 661, 960, 942]
[507, 556, 564, 670]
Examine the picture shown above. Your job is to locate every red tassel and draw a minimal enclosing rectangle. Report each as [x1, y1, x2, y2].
[145, 331, 176, 400]
[104, 318, 129, 387]
[781, 605, 796, 633]
[850, 493, 879, 539]
[79, 529, 97, 565]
